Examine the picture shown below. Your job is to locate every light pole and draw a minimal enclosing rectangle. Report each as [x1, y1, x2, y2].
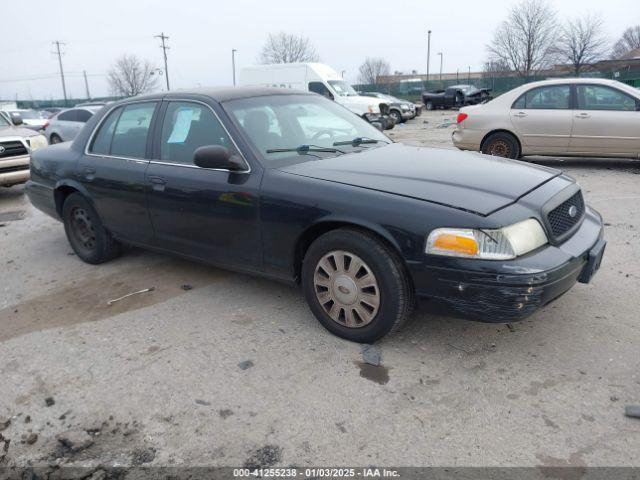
[468, 65, 471, 83]
[232, 49, 237, 86]
[438, 52, 443, 86]
[426, 30, 431, 88]
[341, 70, 346, 78]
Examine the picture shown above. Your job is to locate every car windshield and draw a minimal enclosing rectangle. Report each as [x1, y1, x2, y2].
[225, 94, 389, 165]
[327, 80, 358, 97]
[12, 110, 43, 120]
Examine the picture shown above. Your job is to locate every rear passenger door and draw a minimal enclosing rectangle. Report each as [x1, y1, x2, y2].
[78, 101, 159, 244]
[146, 100, 262, 268]
[510, 84, 573, 153]
[569, 84, 640, 156]
[56, 109, 79, 141]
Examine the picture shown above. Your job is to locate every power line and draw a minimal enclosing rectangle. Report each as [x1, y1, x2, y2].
[154, 33, 170, 91]
[52, 41, 68, 105]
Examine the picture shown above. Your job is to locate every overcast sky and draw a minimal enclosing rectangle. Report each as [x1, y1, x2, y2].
[1, 0, 637, 100]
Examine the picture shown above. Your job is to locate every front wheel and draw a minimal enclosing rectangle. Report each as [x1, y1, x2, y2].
[389, 110, 402, 124]
[425, 101, 434, 111]
[62, 192, 121, 264]
[481, 132, 521, 159]
[302, 229, 414, 343]
[50, 134, 62, 144]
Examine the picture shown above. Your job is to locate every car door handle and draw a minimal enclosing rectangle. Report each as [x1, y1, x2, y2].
[513, 112, 527, 118]
[82, 167, 96, 181]
[575, 112, 590, 119]
[149, 176, 167, 185]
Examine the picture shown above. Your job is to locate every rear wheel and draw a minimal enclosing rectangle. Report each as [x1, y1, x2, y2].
[425, 101, 434, 111]
[302, 228, 414, 343]
[481, 132, 520, 159]
[50, 133, 62, 144]
[62, 193, 121, 264]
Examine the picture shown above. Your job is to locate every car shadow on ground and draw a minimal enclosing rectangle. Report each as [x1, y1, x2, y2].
[526, 156, 640, 172]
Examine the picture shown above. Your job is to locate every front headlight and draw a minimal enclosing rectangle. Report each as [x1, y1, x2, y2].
[401, 104, 409, 110]
[28, 134, 48, 151]
[425, 219, 548, 260]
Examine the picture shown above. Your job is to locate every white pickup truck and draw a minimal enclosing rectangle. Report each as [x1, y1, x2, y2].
[240, 63, 393, 129]
[0, 113, 48, 187]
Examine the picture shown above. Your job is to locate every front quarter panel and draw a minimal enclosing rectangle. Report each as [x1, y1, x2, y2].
[259, 168, 495, 280]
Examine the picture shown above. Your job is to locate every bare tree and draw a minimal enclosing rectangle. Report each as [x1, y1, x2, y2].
[258, 32, 319, 64]
[487, 0, 558, 78]
[611, 25, 640, 59]
[107, 55, 158, 97]
[556, 14, 608, 74]
[358, 58, 391, 84]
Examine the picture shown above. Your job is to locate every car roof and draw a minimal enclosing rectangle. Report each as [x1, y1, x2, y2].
[120, 86, 314, 105]
[519, 77, 621, 88]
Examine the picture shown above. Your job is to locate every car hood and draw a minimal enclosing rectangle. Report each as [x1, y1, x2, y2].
[0, 125, 41, 138]
[277, 143, 560, 216]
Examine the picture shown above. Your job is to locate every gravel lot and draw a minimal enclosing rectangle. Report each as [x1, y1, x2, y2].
[1, 110, 639, 469]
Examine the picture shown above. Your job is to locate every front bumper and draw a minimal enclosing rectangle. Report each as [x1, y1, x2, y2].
[409, 206, 605, 323]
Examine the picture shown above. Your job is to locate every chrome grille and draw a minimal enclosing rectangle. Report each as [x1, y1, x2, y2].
[0, 140, 28, 158]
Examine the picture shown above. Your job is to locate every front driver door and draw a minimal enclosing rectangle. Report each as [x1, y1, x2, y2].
[509, 84, 573, 154]
[570, 84, 640, 156]
[145, 100, 262, 269]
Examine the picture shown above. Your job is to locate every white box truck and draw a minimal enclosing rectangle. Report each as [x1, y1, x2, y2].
[239, 63, 392, 129]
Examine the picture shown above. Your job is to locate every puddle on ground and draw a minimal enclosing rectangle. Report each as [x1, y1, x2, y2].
[355, 361, 390, 385]
[0, 210, 26, 222]
[0, 260, 228, 342]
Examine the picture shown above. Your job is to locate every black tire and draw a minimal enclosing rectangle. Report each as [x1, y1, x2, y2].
[481, 131, 520, 159]
[389, 109, 402, 124]
[50, 134, 62, 144]
[62, 192, 121, 264]
[302, 228, 414, 343]
[425, 101, 434, 111]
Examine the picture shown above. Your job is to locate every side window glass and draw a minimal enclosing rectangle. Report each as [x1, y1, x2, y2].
[76, 110, 93, 123]
[577, 85, 637, 111]
[160, 102, 234, 165]
[523, 86, 570, 110]
[89, 107, 122, 155]
[308, 82, 333, 99]
[58, 110, 77, 122]
[110, 102, 156, 159]
[512, 95, 525, 109]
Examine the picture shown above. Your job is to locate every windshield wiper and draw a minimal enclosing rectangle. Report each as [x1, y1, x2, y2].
[333, 137, 390, 147]
[266, 144, 345, 155]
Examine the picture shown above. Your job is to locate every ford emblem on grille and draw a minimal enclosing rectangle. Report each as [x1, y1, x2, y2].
[568, 205, 578, 218]
[0, 145, 5, 154]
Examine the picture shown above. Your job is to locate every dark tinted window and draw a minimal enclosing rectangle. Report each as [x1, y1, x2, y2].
[76, 110, 93, 122]
[513, 85, 571, 110]
[58, 110, 78, 121]
[160, 102, 234, 165]
[89, 107, 121, 155]
[577, 85, 637, 111]
[308, 82, 332, 98]
[110, 102, 156, 158]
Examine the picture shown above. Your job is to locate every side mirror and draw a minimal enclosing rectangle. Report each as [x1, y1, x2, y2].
[193, 145, 246, 171]
[11, 115, 23, 126]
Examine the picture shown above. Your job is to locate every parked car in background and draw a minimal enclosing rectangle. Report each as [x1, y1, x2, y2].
[75, 101, 109, 108]
[0, 109, 48, 131]
[0, 112, 48, 187]
[26, 87, 605, 343]
[453, 78, 640, 159]
[240, 63, 395, 130]
[42, 107, 63, 118]
[360, 92, 416, 123]
[44, 106, 103, 144]
[422, 84, 492, 110]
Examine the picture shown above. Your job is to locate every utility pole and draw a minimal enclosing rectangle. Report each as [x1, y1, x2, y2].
[468, 66, 471, 83]
[232, 49, 237, 86]
[438, 52, 443, 86]
[83, 70, 91, 100]
[426, 30, 431, 88]
[52, 41, 68, 106]
[155, 33, 170, 91]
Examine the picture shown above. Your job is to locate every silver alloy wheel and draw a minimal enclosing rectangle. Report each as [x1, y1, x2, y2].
[313, 250, 380, 328]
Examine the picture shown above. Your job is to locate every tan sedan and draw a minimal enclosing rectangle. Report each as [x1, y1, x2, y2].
[453, 78, 640, 159]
